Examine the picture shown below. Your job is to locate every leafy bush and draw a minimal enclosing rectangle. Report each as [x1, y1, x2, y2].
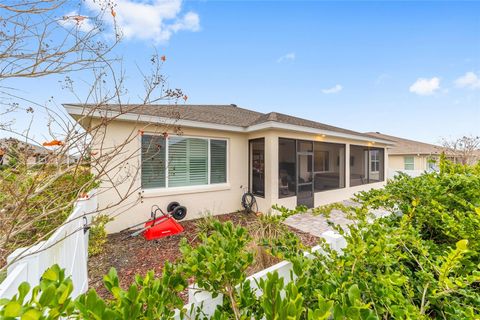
[0, 165, 97, 262]
[88, 214, 113, 257]
[2, 158, 480, 319]
[0, 265, 75, 319]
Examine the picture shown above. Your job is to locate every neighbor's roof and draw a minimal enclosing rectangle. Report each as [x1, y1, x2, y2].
[64, 104, 393, 144]
[364, 132, 444, 155]
[0, 137, 49, 155]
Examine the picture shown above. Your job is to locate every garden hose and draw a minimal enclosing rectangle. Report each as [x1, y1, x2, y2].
[241, 192, 258, 214]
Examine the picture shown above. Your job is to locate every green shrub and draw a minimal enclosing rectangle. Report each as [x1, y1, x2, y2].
[88, 214, 112, 257]
[2, 159, 480, 319]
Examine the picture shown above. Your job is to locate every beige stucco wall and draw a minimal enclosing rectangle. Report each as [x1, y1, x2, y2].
[91, 120, 390, 233]
[388, 154, 430, 171]
[92, 119, 248, 233]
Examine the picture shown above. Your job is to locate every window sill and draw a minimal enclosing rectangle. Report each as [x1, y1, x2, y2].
[141, 183, 231, 197]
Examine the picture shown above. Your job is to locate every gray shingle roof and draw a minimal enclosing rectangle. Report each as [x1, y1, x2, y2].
[0, 138, 49, 155]
[364, 132, 443, 155]
[65, 104, 383, 141]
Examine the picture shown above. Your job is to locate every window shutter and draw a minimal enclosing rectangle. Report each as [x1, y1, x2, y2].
[168, 137, 208, 187]
[141, 135, 166, 188]
[210, 140, 227, 184]
[188, 138, 208, 185]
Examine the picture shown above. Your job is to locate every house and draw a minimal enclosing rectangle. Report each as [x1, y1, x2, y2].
[0, 137, 78, 166]
[65, 104, 393, 232]
[0, 138, 51, 166]
[365, 132, 444, 178]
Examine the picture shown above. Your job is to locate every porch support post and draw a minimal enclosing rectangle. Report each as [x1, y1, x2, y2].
[264, 134, 278, 209]
[345, 143, 351, 188]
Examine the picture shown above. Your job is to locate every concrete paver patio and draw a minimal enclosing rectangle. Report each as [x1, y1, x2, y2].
[283, 200, 390, 237]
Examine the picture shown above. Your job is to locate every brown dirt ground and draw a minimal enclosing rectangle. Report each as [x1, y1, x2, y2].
[88, 212, 318, 301]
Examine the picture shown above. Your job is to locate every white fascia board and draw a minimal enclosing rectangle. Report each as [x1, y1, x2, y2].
[245, 121, 395, 145]
[64, 105, 394, 145]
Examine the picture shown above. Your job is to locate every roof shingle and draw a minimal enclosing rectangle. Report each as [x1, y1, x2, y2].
[364, 132, 443, 155]
[66, 104, 385, 141]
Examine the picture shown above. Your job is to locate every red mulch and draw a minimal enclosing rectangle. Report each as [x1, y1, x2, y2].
[87, 212, 318, 301]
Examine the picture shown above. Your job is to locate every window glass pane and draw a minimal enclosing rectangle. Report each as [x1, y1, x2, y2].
[169, 137, 208, 187]
[404, 156, 414, 170]
[279, 138, 296, 198]
[141, 135, 166, 189]
[210, 140, 227, 184]
[370, 150, 380, 172]
[368, 149, 383, 182]
[314, 141, 345, 192]
[250, 139, 265, 197]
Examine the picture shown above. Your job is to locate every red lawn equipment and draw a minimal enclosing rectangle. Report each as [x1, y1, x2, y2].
[127, 202, 187, 241]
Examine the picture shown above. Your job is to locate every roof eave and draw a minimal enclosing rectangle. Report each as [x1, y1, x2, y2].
[245, 121, 394, 145]
[64, 104, 394, 145]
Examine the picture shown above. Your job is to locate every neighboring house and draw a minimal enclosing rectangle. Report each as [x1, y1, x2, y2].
[66, 104, 393, 232]
[0, 138, 51, 166]
[365, 132, 444, 178]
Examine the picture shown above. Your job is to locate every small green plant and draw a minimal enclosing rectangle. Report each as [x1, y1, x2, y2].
[88, 214, 112, 257]
[180, 221, 253, 319]
[0, 265, 75, 319]
[311, 202, 350, 218]
[194, 211, 219, 236]
[271, 204, 308, 220]
[247, 212, 291, 271]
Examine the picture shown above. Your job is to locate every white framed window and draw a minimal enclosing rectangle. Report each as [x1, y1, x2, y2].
[404, 156, 415, 170]
[141, 135, 227, 189]
[370, 150, 380, 173]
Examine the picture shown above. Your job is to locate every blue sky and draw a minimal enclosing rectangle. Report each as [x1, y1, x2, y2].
[2, 0, 480, 144]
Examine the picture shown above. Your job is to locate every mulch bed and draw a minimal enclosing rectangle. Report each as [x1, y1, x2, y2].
[88, 212, 318, 301]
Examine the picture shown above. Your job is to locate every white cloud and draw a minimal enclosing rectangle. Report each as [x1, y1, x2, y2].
[321, 84, 343, 94]
[83, 0, 200, 43]
[409, 77, 440, 95]
[277, 52, 295, 63]
[455, 72, 480, 89]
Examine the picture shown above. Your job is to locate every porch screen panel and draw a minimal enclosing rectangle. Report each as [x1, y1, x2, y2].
[349, 145, 384, 186]
[279, 138, 296, 198]
[168, 137, 208, 187]
[141, 135, 166, 188]
[210, 139, 227, 184]
[313, 141, 345, 192]
[250, 139, 265, 197]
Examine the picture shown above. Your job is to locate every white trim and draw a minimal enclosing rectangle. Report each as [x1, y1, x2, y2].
[207, 139, 211, 185]
[165, 135, 169, 188]
[65, 105, 394, 145]
[245, 121, 393, 144]
[141, 183, 231, 197]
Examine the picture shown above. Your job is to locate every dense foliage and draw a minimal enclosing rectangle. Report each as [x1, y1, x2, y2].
[1, 159, 479, 319]
[0, 164, 97, 263]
